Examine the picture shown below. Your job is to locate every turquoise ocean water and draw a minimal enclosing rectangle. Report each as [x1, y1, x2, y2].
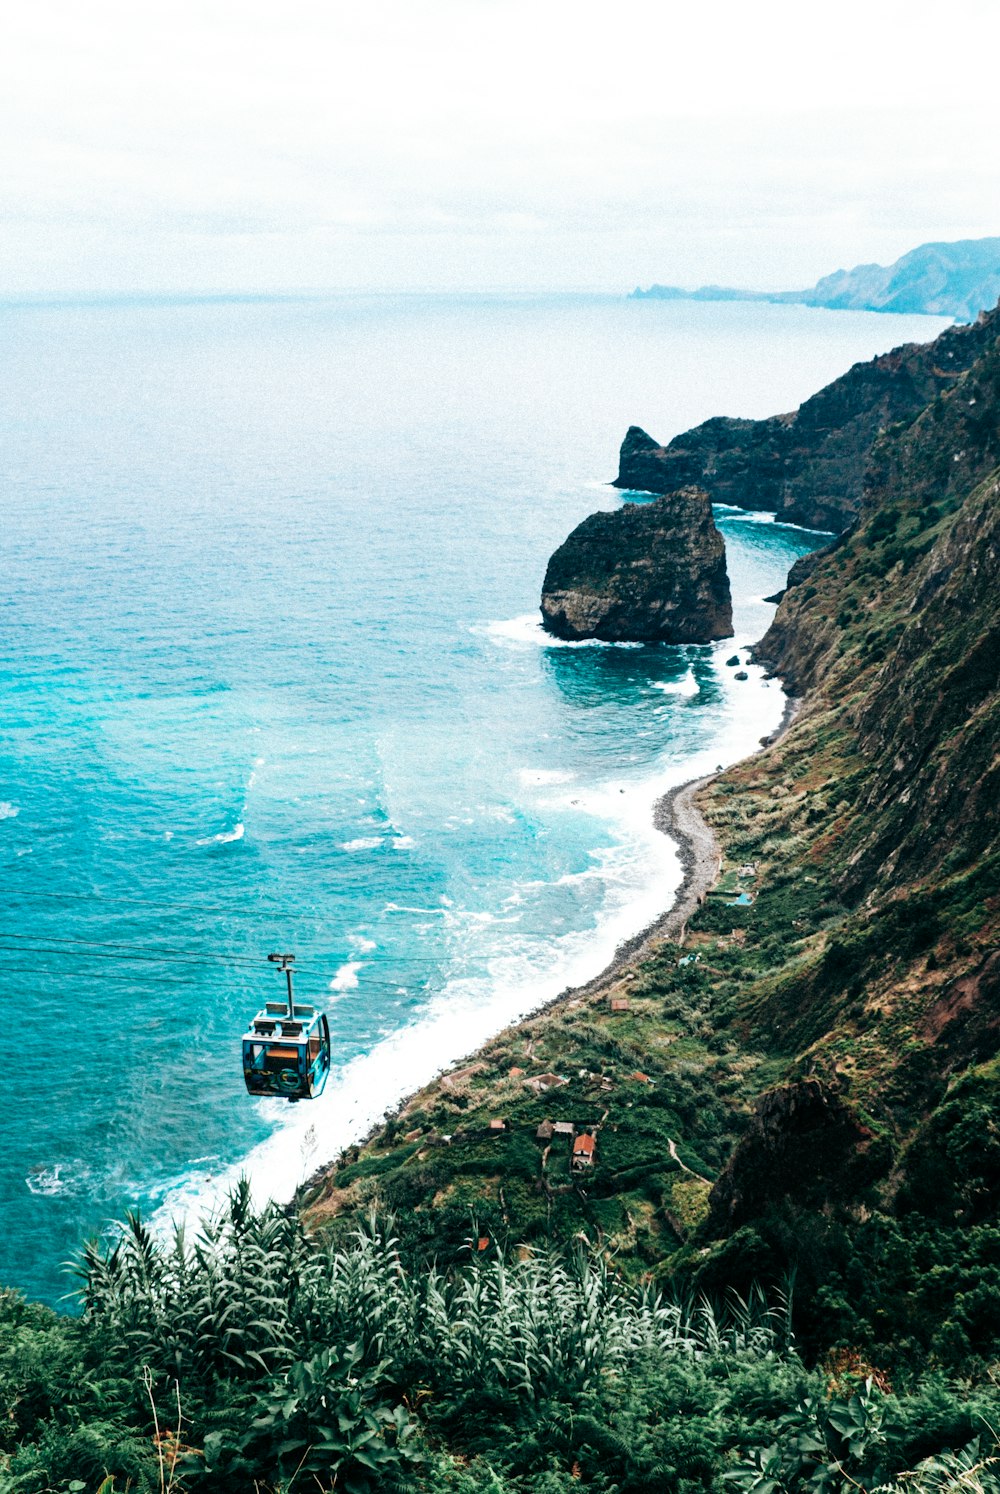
[0, 294, 946, 1303]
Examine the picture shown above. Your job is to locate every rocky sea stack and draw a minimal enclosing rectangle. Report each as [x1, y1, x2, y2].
[540, 486, 733, 643]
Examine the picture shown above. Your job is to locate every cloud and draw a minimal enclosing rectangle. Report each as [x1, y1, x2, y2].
[1, 0, 998, 292]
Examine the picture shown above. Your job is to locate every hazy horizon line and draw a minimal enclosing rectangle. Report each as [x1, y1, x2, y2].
[0, 284, 954, 313]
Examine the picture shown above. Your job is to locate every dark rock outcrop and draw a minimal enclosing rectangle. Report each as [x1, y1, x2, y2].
[706, 1081, 888, 1235]
[615, 305, 1000, 530]
[540, 487, 732, 643]
[757, 315, 1000, 699]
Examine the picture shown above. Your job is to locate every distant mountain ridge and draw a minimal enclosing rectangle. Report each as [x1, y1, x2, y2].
[632, 235, 1000, 322]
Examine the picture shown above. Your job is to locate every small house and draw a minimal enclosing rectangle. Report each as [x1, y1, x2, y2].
[535, 1119, 555, 1141]
[525, 1072, 568, 1094]
[572, 1133, 596, 1170]
[610, 997, 630, 1013]
[553, 1121, 575, 1137]
[488, 1119, 506, 1132]
[630, 1072, 652, 1085]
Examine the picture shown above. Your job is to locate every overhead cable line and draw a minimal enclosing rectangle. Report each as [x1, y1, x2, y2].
[0, 947, 428, 991]
[3, 962, 421, 994]
[0, 884, 450, 927]
[3, 963, 217, 988]
[0, 885, 324, 919]
[0, 930, 297, 970]
[0, 927, 444, 968]
[0, 941, 313, 977]
[0, 888, 457, 960]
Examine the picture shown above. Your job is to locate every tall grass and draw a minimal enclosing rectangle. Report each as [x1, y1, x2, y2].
[76, 1182, 791, 1400]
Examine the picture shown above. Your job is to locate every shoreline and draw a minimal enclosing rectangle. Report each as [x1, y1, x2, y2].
[552, 689, 799, 999]
[299, 688, 801, 1200]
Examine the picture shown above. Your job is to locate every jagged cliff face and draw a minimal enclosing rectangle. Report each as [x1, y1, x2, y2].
[300, 300, 1000, 1371]
[687, 310, 1000, 1319]
[756, 326, 1000, 893]
[539, 487, 733, 643]
[758, 328, 1000, 699]
[615, 303, 1000, 530]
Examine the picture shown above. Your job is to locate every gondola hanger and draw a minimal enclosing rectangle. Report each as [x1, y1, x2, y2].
[242, 953, 331, 1102]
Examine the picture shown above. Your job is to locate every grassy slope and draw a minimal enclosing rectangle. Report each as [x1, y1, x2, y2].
[301, 318, 1000, 1373]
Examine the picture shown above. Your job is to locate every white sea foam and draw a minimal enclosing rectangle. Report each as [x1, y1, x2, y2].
[383, 902, 448, 915]
[25, 1163, 85, 1197]
[715, 505, 777, 525]
[151, 644, 788, 1230]
[339, 836, 383, 852]
[349, 935, 378, 953]
[652, 668, 699, 697]
[0, 802, 19, 820]
[482, 805, 516, 824]
[715, 503, 833, 537]
[519, 767, 575, 786]
[329, 961, 364, 992]
[196, 822, 245, 846]
[480, 615, 643, 650]
[391, 835, 415, 850]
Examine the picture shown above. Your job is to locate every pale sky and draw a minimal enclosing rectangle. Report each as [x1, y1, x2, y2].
[2, 0, 998, 295]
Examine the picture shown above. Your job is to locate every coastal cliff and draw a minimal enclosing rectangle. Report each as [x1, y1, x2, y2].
[301, 298, 1000, 1372]
[689, 308, 1000, 1338]
[11, 293, 1000, 1494]
[615, 303, 1000, 529]
[539, 486, 732, 642]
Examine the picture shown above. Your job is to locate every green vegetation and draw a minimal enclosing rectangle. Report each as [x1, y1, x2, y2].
[290, 309, 1000, 1393]
[5, 1189, 1000, 1492]
[4, 299, 1000, 1490]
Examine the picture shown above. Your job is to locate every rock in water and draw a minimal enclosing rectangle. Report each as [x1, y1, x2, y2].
[540, 487, 733, 643]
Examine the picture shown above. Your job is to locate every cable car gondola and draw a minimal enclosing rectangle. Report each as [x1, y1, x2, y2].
[242, 953, 331, 1102]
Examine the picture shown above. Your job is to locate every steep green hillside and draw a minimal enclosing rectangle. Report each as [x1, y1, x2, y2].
[302, 305, 1000, 1373]
[3, 305, 999, 1494]
[684, 294, 1000, 1362]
